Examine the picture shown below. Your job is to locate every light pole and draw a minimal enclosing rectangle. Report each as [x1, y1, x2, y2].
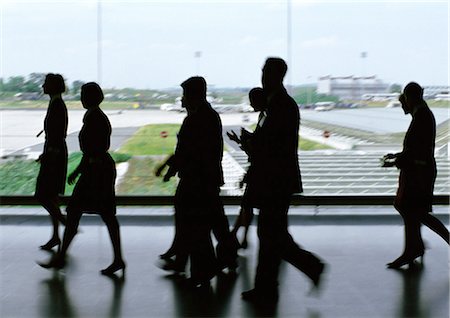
[287, 0, 292, 94]
[194, 51, 202, 75]
[360, 51, 367, 103]
[97, 0, 102, 85]
[307, 75, 312, 106]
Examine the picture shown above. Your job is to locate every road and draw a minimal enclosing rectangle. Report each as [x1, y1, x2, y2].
[300, 107, 449, 133]
[1, 108, 448, 156]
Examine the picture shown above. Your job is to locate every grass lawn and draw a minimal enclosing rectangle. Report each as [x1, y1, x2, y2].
[118, 124, 180, 155]
[299, 138, 332, 150]
[0, 152, 131, 195]
[0, 100, 149, 110]
[116, 156, 178, 195]
[0, 159, 38, 195]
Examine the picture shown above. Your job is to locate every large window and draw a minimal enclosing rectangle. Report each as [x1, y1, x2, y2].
[1, 0, 449, 196]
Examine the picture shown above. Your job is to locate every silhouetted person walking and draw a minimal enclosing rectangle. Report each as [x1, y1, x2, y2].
[35, 73, 68, 251]
[156, 77, 235, 287]
[383, 82, 449, 269]
[242, 58, 325, 304]
[39, 82, 125, 275]
[228, 87, 268, 248]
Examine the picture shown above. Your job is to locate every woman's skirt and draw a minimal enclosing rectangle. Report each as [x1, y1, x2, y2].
[35, 145, 68, 197]
[67, 153, 116, 216]
[394, 168, 436, 212]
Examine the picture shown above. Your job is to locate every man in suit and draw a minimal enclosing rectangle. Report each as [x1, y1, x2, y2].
[384, 82, 449, 269]
[158, 77, 237, 286]
[242, 58, 325, 303]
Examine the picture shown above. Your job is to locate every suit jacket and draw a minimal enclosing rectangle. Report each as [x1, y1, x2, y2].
[248, 87, 302, 201]
[168, 101, 224, 190]
[395, 104, 436, 210]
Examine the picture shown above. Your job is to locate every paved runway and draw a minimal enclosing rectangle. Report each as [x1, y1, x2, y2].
[2, 108, 448, 156]
[300, 107, 449, 134]
[1, 215, 449, 318]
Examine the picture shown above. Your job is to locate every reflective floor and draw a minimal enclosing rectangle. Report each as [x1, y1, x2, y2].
[1, 213, 449, 318]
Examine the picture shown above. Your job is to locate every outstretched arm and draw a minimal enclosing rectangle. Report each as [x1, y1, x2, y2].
[155, 154, 178, 182]
[68, 155, 88, 185]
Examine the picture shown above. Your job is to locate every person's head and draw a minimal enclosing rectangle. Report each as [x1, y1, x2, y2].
[180, 76, 207, 110]
[81, 82, 104, 109]
[249, 87, 267, 112]
[403, 82, 424, 113]
[262, 57, 287, 92]
[42, 73, 65, 96]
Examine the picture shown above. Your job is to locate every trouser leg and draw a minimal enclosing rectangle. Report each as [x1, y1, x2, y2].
[421, 213, 450, 244]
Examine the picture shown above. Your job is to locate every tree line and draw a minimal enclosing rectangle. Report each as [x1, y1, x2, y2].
[0, 73, 85, 95]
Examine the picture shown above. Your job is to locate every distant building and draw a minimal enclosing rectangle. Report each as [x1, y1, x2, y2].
[317, 75, 389, 100]
[423, 86, 450, 99]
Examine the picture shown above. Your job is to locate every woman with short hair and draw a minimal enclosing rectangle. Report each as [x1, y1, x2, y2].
[35, 73, 68, 251]
[383, 82, 449, 269]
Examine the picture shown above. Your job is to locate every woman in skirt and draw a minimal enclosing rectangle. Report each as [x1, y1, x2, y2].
[35, 73, 68, 251]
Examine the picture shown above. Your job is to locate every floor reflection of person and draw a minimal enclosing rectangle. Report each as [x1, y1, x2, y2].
[35, 73, 68, 251]
[39, 82, 126, 275]
[383, 82, 449, 269]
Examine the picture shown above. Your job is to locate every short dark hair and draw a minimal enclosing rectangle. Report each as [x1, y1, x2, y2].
[181, 76, 207, 99]
[45, 73, 66, 94]
[81, 82, 104, 106]
[265, 57, 288, 79]
[404, 82, 423, 101]
[249, 87, 265, 102]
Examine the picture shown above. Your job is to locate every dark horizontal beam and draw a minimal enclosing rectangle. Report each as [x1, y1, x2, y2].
[1, 195, 449, 206]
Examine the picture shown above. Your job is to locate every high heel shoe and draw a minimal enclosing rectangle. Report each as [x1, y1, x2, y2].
[101, 260, 126, 276]
[387, 250, 424, 269]
[39, 238, 61, 251]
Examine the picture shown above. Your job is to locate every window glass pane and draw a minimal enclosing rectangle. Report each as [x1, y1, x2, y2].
[1, 1, 448, 197]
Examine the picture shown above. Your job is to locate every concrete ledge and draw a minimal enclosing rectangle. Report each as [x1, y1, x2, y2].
[1, 212, 447, 226]
[1, 194, 449, 206]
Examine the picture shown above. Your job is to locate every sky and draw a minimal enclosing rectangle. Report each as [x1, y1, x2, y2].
[1, 0, 449, 89]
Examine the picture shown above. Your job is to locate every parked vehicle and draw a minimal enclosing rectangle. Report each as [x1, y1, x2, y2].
[314, 101, 335, 111]
[385, 101, 401, 108]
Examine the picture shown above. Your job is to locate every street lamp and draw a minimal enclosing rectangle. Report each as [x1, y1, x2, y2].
[360, 51, 367, 102]
[307, 75, 312, 106]
[194, 51, 202, 75]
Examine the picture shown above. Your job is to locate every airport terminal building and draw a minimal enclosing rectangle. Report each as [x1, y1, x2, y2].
[317, 75, 390, 100]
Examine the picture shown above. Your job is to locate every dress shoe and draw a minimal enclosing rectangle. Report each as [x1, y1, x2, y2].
[157, 258, 185, 273]
[38, 254, 65, 270]
[241, 288, 279, 304]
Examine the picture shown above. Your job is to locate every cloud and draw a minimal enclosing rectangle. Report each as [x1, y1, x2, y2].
[300, 36, 338, 49]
